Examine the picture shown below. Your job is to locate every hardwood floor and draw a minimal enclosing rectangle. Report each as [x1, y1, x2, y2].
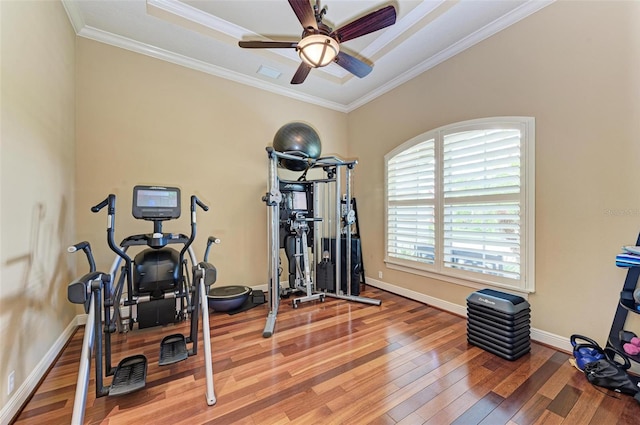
[12, 287, 639, 424]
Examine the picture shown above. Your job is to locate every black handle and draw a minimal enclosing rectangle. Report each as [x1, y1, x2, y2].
[570, 334, 601, 349]
[91, 197, 109, 213]
[203, 236, 221, 262]
[67, 241, 90, 252]
[67, 241, 96, 273]
[180, 195, 209, 263]
[604, 346, 632, 370]
[194, 196, 209, 212]
[91, 194, 116, 214]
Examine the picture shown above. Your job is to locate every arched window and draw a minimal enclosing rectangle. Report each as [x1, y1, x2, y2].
[385, 117, 535, 292]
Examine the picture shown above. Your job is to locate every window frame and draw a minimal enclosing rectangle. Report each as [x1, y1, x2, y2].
[384, 117, 535, 293]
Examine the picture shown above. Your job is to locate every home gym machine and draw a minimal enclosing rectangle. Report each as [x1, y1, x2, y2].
[66, 186, 216, 424]
[262, 147, 381, 338]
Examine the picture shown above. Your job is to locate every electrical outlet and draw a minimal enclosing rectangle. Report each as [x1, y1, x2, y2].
[378, 271, 383, 279]
[8, 370, 15, 395]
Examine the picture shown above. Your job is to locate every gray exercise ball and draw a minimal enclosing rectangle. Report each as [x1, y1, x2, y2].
[273, 122, 322, 171]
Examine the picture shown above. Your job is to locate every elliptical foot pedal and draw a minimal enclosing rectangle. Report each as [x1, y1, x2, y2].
[159, 334, 188, 366]
[109, 354, 147, 396]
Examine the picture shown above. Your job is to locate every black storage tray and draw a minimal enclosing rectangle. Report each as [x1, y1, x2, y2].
[467, 305, 530, 326]
[467, 302, 531, 321]
[467, 311, 530, 329]
[467, 314, 530, 333]
[467, 326, 530, 348]
[467, 316, 530, 334]
[467, 320, 529, 338]
[469, 333, 529, 352]
[467, 288, 529, 315]
[467, 322, 530, 344]
[468, 332, 530, 351]
[468, 335, 531, 361]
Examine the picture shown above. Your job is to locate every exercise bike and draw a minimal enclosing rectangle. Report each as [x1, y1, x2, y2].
[66, 185, 217, 425]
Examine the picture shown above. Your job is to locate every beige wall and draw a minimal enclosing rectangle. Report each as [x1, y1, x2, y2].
[2, 0, 639, 415]
[0, 0, 76, 410]
[348, 1, 640, 344]
[75, 38, 348, 287]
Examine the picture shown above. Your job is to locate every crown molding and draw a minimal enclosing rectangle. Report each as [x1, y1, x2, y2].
[346, 0, 554, 112]
[147, 0, 247, 39]
[61, 0, 85, 33]
[359, 0, 446, 58]
[63, 0, 554, 114]
[77, 25, 349, 112]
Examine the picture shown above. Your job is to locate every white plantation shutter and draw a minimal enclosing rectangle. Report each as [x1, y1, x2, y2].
[385, 118, 534, 292]
[387, 140, 435, 264]
[442, 129, 521, 279]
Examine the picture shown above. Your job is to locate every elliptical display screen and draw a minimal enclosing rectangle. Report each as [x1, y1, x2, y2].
[132, 185, 181, 220]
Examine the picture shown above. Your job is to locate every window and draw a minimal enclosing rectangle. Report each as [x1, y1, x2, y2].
[385, 117, 535, 292]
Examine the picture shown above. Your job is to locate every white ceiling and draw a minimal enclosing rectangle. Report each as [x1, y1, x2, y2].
[62, 0, 553, 112]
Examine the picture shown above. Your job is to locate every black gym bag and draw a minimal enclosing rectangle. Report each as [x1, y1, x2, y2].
[583, 347, 640, 403]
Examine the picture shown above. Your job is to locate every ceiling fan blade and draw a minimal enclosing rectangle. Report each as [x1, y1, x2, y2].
[335, 52, 372, 78]
[291, 62, 312, 84]
[330, 5, 396, 43]
[239, 41, 298, 49]
[288, 0, 317, 30]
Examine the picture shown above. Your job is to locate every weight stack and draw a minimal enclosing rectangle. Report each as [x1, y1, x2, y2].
[466, 288, 531, 361]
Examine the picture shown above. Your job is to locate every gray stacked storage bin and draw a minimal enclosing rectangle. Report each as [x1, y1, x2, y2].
[467, 288, 531, 360]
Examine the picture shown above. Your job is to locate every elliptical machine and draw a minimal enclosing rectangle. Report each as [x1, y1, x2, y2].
[66, 185, 216, 425]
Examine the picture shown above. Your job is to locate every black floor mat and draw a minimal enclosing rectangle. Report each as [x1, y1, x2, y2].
[226, 291, 266, 315]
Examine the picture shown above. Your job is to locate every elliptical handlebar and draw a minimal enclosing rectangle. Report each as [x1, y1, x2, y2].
[204, 236, 221, 262]
[93, 194, 132, 264]
[194, 196, 209, 212]
[179, 195, 209, 261]
[92, 194, 134, 305]
[68, 241, 90, 252]
[91, 191, 209, 304]
[67, 241, 96, 273]
[90, 196, 110, 213]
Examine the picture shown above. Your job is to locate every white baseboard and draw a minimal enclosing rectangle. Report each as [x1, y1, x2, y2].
[0, 314, 84, 425]
[364, 277, 572, 353]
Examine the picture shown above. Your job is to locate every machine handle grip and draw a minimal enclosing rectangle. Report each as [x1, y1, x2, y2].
[203, 236, 221, 262]
[67, 241, 96, 273]
[67, 241, 90, 253]
[92, 194, 116, 214]
[197, 199, 209, 211]
[192, 196, 209, 212]
[181, 195, 206, 262]
[91, 197, 109, 213]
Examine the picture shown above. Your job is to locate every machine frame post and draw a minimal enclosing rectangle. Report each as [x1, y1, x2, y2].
[262, 148, 381, 338]
[263, 148, 281, 337]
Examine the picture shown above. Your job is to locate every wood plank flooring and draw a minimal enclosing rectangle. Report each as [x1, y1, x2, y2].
[12, 287, 639, 424]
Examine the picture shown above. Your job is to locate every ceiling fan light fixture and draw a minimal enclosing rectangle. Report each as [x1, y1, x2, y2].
[297, 34, 339, 68]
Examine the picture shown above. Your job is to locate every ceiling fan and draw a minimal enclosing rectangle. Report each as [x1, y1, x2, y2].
[238, 0, 397, 84]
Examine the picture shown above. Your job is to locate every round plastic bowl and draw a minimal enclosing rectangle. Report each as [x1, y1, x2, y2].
[207, 285, 251, 312]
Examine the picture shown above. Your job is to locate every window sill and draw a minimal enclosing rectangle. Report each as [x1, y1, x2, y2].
[384, 259, 533, 297]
